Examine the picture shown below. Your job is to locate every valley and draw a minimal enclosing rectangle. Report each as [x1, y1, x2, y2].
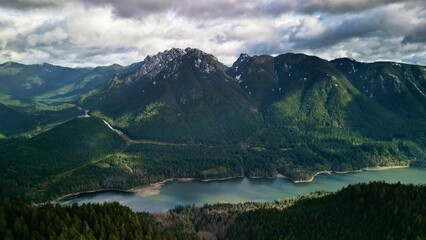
[0, 48, 425, 204]
[101, 117, 213, 148]
[62, 167, 426, 213]
[2, 0, 426, 238]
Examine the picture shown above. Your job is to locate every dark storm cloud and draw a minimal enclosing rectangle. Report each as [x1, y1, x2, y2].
[82, 0, 421, 19]
[240, 1, 426, 64]
[2, 0, 421, 20]
[294, 0, 407, 14]
[1, 0, 426, 66]
[84, 0, 259, 19]
[0, 0, 68, 10]
[281, 2, 426, 51]
[403, 25, 426, 44]
[289, 12, 388, 49]
[260, 0, 398, 16]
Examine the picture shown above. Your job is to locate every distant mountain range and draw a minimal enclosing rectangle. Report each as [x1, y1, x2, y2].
[0, 48, 425, 201]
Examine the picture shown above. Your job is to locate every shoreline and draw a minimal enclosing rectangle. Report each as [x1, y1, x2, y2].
[334, 169, 363, 174]
[292, 170, 332, 183]
[57, 164, 411, 202]
[200, 175, 244, 182]
[131, 176, 245, 197]
[362, 165, 409, 171]
[58, 176, 245, 201]
[57, 188, 134, 202]
[290, 164, 410, 184]
[130, 179, 174, 197]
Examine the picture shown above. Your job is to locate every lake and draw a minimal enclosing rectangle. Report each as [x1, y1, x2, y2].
[61, 167, 426, 212]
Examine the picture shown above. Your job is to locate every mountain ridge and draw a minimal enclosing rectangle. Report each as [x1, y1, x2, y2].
[0, 47, 425, 201]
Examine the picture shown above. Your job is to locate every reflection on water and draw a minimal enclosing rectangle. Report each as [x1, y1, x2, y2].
[62, 167, 426, 212]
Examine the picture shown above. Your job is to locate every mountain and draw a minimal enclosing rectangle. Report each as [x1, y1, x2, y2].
[332, 58, 426, 118]
[0, 62, 90, 99]
[0, 61, 126, 103]
[0, 103, 37, 137]
[0, 48, 425, 201]
[0, 117, 125, 201]
[82, 48, 261, 143]
[228, 52, 423, 178]
[0, 62, 126, 135]
[77, 49, 424, 180]
[231, 53, 402, 134]
[38, 64, 125, 101]
[227, 53, 278, 106]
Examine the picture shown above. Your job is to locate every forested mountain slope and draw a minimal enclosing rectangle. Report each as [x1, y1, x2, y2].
[0, 48, 425, 201]
[0, 103, 37, 137]
[82, 48, 261, 143]
[1, 182, 424, 240]
[0, 117, 125, 201]
[227, 182, 426, 240]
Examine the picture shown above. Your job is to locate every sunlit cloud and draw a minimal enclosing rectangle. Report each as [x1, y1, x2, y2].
[0, 0, 425, 67]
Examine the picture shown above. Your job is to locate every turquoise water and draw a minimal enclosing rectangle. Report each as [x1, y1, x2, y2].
[62, 167, 426, 212]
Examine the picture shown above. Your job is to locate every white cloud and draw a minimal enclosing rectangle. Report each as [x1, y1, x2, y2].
[0, 9, 47, 48]
[27, 27, 68, 47]
[0, 0, 425, 67]
[293, 16, 325, 39]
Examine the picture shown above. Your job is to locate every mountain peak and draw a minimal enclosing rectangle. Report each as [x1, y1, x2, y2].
[1, 61, 22, 67]
[132, 47, 220, 81]
[148, 47, 215, 59]
[230, 53, 252, 68]
[183, 47, 217, 60]
[134, 48, 185, 79]
[235, 53, 251, 63]
[228, 53, 253, 77]
[145, 48, 186, 63]
[239, 53, 251, 59]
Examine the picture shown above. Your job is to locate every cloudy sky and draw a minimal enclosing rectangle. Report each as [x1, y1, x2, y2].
[1, 0, 426, 67]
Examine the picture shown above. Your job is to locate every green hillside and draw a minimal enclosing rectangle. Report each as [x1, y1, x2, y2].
[233, 53, 424, 180]
[0, 49, 425, 201]
[0, 61, 118, 102]
[332, 58, 426, 147]
[82, 48, 261, 144]
[36, 50, 426, 187]
[0, 62, 122, 136]
[227, 182, 426, 239]
[0, 103, 37, 137]
[37, 64, 124, 101]
[332, 58, 426, 118]
[0, 200, 197, 240]
[0, 62, 90, 99]
[2, 182, 423, 239]
[227, 53, 279, 106]
[0, 117, 125, 201]
[146, 182, 426, 239]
